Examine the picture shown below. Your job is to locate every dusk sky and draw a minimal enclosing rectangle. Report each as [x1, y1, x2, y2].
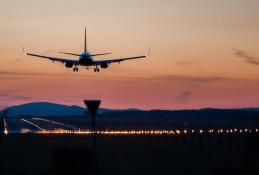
[1, 0, 259, 109]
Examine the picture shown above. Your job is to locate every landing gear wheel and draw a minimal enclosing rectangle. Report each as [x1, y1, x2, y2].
[94, 68, 100, 72]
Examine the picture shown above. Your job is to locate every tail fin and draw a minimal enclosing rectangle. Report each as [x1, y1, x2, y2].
[84, 27, 87, 52]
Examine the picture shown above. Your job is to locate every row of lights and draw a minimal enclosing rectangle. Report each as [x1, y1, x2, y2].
[32, 118, 77, 130]
[32, 128, 259, 135]
[28, 118, 259, 135]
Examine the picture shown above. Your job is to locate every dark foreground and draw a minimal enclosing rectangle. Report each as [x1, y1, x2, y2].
[0, 133, 259, 175]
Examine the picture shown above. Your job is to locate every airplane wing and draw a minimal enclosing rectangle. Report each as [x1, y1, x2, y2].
[93, 48, 150, 65]
[24, 49, 79, 65]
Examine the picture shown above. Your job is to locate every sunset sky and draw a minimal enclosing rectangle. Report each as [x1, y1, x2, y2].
[1, 0, 259, 109]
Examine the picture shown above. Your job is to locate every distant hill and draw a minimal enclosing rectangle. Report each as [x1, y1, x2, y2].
[2, 102, 259, 129]
[1, 102, 259, 123]
[2, 102, 110, 117]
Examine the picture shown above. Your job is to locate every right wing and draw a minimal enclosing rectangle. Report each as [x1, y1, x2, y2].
[23, 48, 79, 65]
[94, 55, 146, 64]
[93, 48, 150, 65]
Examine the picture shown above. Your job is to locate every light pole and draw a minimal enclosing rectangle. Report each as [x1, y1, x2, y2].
[84, 100, 101, 175]
[0, 109, 8, 144]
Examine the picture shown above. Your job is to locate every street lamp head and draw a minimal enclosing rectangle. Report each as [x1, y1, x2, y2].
[84, 100, 101, 118]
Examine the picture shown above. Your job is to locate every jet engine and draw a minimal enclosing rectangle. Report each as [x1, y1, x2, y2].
[100, 63, 109, 68]
[65, 62, 73, 68]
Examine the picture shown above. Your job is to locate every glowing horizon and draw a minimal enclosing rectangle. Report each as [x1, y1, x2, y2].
[1, 0, 259, 110]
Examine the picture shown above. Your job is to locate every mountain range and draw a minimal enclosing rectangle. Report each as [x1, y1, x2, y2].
[1, 102, 259, 119]
[1, 102, 111, 117]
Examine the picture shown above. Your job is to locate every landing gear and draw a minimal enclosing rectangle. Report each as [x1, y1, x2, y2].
[94, 65, 99, 72]
[73, 67, 79, 72]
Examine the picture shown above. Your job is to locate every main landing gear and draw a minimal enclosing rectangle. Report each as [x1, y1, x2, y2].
[73, 67, 79, 72]
[94, 65, 100, 72]
[94, 68, 100, 72]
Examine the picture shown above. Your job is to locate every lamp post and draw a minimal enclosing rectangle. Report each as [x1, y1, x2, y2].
[84, 100, 101, 175]
[0, 109, 8, 144]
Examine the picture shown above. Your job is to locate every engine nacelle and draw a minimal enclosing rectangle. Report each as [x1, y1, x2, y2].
[100, 63, 109, 68]
[65, 62, 73, 68]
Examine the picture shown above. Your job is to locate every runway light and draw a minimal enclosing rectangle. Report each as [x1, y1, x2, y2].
[3, 118, 8, 135]
[20, 127, 259, 136]
[4, 128, 8, 135]
[208, 129, 214, 133]
[20, 128, 32, 133]
[176, 130, 181, 134]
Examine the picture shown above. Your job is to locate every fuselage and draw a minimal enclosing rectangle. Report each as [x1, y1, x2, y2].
[79, 52, 93, 66]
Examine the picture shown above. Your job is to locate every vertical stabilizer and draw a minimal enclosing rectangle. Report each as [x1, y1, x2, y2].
[84, 27, 87, 52]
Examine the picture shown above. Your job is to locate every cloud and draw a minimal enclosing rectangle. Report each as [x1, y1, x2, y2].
[0, 59, 23, 67]
[0, 91, 9, 97]
[6, 59, 23, 65]
[233, 48, 259, 65]
[42, 49, 63, 54]
[0, 90, 31, 101]
[0, 71, 73, 78]
[11, 95, 31, 100]
[158, 75, 224, 83]
[0, 90, 31, 109]
[176, 90, 192, 103]
[175, 61, 197, 65]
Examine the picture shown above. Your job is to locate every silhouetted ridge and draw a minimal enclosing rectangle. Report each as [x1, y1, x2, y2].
[3, 102, 109, 117]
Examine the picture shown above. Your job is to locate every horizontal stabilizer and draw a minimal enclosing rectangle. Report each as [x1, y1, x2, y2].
[59, 52, 81, 57]
[91, 53, 112, 57]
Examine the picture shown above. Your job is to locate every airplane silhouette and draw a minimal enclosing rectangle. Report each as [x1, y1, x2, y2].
[23, 28, 150, 72]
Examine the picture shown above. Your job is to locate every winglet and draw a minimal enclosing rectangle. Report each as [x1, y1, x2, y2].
[22, 46, 27, 55]
[146, 46, 151, 57]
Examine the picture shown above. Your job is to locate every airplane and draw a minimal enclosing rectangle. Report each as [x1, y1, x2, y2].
[23, 28, 150, 72]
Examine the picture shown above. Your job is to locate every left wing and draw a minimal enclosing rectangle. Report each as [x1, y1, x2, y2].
[23, 48, 79, 65]
[93, 48, 150, 65]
